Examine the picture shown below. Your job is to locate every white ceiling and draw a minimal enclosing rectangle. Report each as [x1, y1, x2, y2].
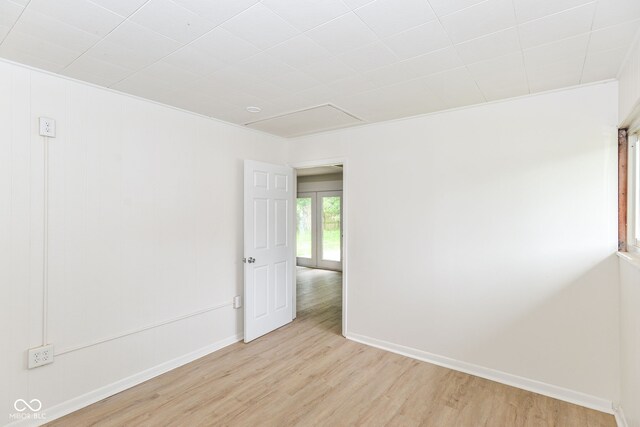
[1, 0, 639, 136]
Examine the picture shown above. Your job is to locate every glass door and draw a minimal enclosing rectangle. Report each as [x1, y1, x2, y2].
[295, 191, 343, 271]
[296, 193, 316, 268]
[317, 191, 342, 270]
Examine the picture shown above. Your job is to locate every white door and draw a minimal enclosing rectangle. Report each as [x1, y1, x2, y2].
[244, 160, 294, 343]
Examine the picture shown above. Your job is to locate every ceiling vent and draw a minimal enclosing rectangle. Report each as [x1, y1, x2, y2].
[245, 104, 363, 138]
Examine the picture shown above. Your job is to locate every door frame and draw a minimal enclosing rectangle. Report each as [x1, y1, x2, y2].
[290, 158, 348, 337]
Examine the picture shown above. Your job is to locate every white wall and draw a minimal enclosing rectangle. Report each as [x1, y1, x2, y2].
[288, 82, 621, 404]
[619, 257, 640, 427]
[0, 56, 623, 423]
[0, 59, 286, 423]
[619, 34, 640, 127]
[618, 34, 640, 425]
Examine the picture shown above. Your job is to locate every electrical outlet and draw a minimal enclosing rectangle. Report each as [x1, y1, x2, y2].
[39, 117, 56, 137]
[28, 344, 54, 369]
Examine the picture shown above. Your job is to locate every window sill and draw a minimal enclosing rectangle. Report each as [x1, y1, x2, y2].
[617, 251, 640, 270]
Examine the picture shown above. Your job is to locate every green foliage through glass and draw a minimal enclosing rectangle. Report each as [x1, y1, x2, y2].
[296, 197, 312, 258]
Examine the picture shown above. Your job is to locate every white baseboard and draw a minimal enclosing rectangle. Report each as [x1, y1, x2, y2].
[614, 405, 629, 427]
[9, 334, 242, 427]
[346, 332, 614, 415]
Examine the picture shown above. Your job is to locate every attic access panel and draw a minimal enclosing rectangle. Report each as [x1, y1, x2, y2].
[245, 104, 363, 137]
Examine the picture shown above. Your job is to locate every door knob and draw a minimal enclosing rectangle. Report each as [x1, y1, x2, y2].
[248, 257, 256, 263]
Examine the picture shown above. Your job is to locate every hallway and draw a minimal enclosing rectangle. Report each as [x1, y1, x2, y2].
[49, 268, 614, 426]
[295, 266, 342, 333]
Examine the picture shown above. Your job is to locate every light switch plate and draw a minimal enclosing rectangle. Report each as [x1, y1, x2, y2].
[39, 117, 56, 137]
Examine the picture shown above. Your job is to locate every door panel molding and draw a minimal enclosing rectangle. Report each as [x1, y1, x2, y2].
[244, 160, 294, 343]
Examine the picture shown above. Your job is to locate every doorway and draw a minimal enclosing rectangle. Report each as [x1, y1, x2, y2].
[292, 161, 346, 336]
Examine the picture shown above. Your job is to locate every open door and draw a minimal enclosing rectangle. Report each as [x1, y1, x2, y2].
[244, 160, 294, 343]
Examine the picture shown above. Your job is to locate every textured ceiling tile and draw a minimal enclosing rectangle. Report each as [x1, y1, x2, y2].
[0, 0, 25, 29]
[189, 27, 260, 64]
[265, 35, 333, 69]
[588, 19, 640, 52]
[0, 30, 80, 69]
[383, 20, 451, 61]
[88, 0, 148, 17]
[338, 42, 399, 73]
[354, 0, 437, 38]
[522, 33, 590, 69]
[593, 0, 640, 29]
[84, 21, 182, 70]
[455, 27, 521, 65]
[306, 12, 378, 55]
[427, 0, 487, 17]
[262, 0, 349, 32]
[62, 54, 133, 86]
[439, 0, 516, 44]
[527, 56, 584, 91]
[518, 3, 596, 48]
[221, 3, 299, 50]
[162, 46, 227, 76]
[12, 9, 100, 53]
[513, 0, 594, 23]
[581, 47, 628, 82]
[171, 0, 259, 26]
[28, 0, 125, 37]
[421, 67, 486, 108]
[297, 56, 358, 84]
[130, 0, 216, 43]
[467, 51, 527, 81]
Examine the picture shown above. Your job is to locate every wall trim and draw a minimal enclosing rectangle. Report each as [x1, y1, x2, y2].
[614, 405, 629, 427]
[55, 301, 233, 356]
[8, 333, 243, 427]
[346, 332, 614, 415]
[618, 251, 640, 270]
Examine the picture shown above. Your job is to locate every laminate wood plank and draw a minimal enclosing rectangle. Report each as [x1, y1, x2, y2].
[48, 267, 615, 427]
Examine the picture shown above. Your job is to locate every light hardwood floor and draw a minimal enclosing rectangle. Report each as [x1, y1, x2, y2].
[49, 267, 615, 426]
